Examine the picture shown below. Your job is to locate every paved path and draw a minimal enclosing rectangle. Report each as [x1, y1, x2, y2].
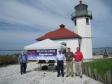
[0, 62, 102, 84]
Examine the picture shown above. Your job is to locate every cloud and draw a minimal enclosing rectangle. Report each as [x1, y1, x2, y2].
[0, 30, 41, 49]
[0, 0, 112, 49]
[0, 0, 110, 28]
[0, 0, 74, 30]
[86, 0, 111, 20]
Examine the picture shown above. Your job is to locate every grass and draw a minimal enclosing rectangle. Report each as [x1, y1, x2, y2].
[83, 58, 112, 75]
[0, 54, 19, 67]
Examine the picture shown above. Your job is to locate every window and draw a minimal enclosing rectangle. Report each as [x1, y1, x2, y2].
[86, 18, 89, 25]
[61, 42, 67, 54]
[61, 42, 67, 46]
[75, 19, 77, 25]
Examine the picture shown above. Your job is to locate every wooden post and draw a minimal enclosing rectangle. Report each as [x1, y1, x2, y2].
[93, 69, 97, 80]
[106, 70, 112, 84]
[88, 67, 92, 77]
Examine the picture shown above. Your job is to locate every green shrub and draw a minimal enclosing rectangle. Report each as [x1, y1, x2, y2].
[83, 58, 112, 75]
[0, 55, 19, 67]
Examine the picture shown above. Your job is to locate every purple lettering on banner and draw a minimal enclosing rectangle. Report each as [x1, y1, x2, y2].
[27, 50, 38, 55]
[36, 49, 57, 56]
[27, 49, 57, 60]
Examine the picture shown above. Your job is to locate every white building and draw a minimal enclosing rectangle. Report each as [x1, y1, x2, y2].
[36, 24, 81, 53]
[36, 1, 93, 59]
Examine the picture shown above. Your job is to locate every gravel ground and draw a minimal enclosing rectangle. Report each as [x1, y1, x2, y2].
[0, 62, 102, 84]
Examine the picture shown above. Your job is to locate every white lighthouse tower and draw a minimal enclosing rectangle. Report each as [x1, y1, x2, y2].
[71, 0, 93, 59]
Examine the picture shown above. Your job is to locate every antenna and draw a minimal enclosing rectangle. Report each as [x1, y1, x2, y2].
[79, 0, 83, 4]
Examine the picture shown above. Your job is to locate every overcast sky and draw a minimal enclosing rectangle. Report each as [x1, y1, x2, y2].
[0, 0, 112, 50]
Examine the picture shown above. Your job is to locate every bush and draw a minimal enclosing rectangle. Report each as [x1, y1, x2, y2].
[83, 58, 112, 84]
[0, 55, 18, 67]
[83, 58, 112, 75]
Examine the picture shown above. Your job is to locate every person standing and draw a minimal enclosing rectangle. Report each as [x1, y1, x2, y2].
[18, 52, 28, 75]
[74, 47, 83, 78]
[57, 50, 65, 77]
[65, 48, 74, 77]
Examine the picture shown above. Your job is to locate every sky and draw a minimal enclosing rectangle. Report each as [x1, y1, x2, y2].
[0, 0, 112, 50]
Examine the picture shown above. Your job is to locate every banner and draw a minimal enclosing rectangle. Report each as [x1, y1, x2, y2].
[27, 49, 57, 60]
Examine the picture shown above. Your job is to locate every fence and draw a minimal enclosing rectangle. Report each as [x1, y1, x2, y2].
[82, 63, 112, 84]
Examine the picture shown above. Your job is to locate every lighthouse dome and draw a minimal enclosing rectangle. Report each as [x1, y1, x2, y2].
[71, 1, 92, 20]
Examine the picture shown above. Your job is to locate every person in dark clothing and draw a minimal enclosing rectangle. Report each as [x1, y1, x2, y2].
[18, 52, 28, 75]
[57, 50, 65, 77]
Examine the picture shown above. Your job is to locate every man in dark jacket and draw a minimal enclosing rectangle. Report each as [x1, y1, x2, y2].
[65, 48, 74, 77]
[18, 52, 28, 75]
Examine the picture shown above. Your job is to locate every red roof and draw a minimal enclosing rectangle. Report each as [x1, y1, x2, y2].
[36, 24, 81, 41]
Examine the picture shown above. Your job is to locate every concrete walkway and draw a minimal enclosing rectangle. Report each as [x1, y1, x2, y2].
[0, 62, 102, 84]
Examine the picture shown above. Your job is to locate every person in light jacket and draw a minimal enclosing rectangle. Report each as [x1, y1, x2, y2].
[18, 52, 28, 75]
[57, 50, 65, 77]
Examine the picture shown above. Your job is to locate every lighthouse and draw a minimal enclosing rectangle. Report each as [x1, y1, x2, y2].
[71, 0, 93, 59]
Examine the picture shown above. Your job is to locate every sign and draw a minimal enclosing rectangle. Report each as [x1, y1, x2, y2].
[37, 49, 57, 56]
[27, 49, 57, 60]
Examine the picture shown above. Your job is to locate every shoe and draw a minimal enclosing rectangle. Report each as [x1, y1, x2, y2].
[57, 75, 60, 77]
[80, 75, 82, 78]
[66, 75, 69, 77]
[62, 75, 64, 77]
[21, 72, 23, 75]
[75, 73, 78, 76]
[71, 75, 74, 77]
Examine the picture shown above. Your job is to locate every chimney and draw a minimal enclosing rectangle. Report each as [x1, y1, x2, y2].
[60, 24, 65, 28]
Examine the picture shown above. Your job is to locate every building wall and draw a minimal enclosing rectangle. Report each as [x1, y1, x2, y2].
[80, 38, 92, 59]
[75, 17, 93, 59]
[53, 39, 79, 53]
[75, 18, 92, 37]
